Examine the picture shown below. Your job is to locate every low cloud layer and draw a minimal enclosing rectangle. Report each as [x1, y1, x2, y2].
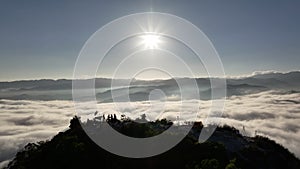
[0, 90, 300, 166]
[0, 100, 75, 164]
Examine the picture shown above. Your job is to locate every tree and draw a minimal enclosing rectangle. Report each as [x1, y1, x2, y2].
[135, 114, 147, 123]
[69, 116, 81, 129]
[225, 158, 239, 169]
[200, 159, 220, 169]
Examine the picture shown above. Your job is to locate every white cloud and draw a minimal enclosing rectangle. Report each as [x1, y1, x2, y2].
[0, 160, 10, 169]
[225, 69, 300, 79]
[0, 90, 300, 166]
[0, 100, 75, 163]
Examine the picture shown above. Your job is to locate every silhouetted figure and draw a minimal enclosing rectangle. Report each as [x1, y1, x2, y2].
[94, 111, 98, 116]
[102, 114, 105, 121]
[121, 114, 126, 121]
[141, 114, 146, 121]
[113, 114, 117, 121]
[242, 125, 246, 135]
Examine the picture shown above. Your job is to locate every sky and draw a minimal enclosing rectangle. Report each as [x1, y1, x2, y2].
[0, 0, 299, 81]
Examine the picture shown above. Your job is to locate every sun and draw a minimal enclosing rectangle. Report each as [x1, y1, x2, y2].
[140, 34, 162, 49]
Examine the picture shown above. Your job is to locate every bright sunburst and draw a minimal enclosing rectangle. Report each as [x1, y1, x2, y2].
[140, 34, 162, 49]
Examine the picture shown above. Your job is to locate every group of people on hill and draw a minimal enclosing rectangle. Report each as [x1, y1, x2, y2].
[95, 111, 118, 122]
[106, 114, 117, 121]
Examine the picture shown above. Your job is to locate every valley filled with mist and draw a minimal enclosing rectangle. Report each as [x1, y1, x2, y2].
[1, 71, 300, 167]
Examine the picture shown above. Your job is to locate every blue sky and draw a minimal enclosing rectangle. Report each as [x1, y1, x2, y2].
[0, 0, 299, 80]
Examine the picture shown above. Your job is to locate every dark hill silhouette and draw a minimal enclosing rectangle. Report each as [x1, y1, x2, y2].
[5, 116, 300, 169]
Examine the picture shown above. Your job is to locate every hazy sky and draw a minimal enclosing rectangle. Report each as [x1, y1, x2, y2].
[0, 0, 299, 81]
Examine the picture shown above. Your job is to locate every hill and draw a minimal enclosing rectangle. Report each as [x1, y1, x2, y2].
[5, 116, 300, 169]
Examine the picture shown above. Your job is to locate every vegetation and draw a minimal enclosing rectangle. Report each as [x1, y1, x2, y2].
[5, 115, 300, 169]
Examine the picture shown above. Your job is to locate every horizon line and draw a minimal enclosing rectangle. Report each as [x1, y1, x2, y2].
[0, 70, 299, 83]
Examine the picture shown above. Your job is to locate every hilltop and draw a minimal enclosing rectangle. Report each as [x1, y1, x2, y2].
[5, 116, 300, 169]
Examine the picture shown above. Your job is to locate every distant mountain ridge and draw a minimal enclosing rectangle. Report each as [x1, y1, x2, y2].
[0, 71, 299, 101]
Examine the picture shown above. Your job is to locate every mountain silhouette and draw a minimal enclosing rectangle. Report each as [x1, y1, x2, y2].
[5, 116, 300, 169]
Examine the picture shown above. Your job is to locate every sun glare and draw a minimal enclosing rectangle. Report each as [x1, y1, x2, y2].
[140, 34, 162, 49]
